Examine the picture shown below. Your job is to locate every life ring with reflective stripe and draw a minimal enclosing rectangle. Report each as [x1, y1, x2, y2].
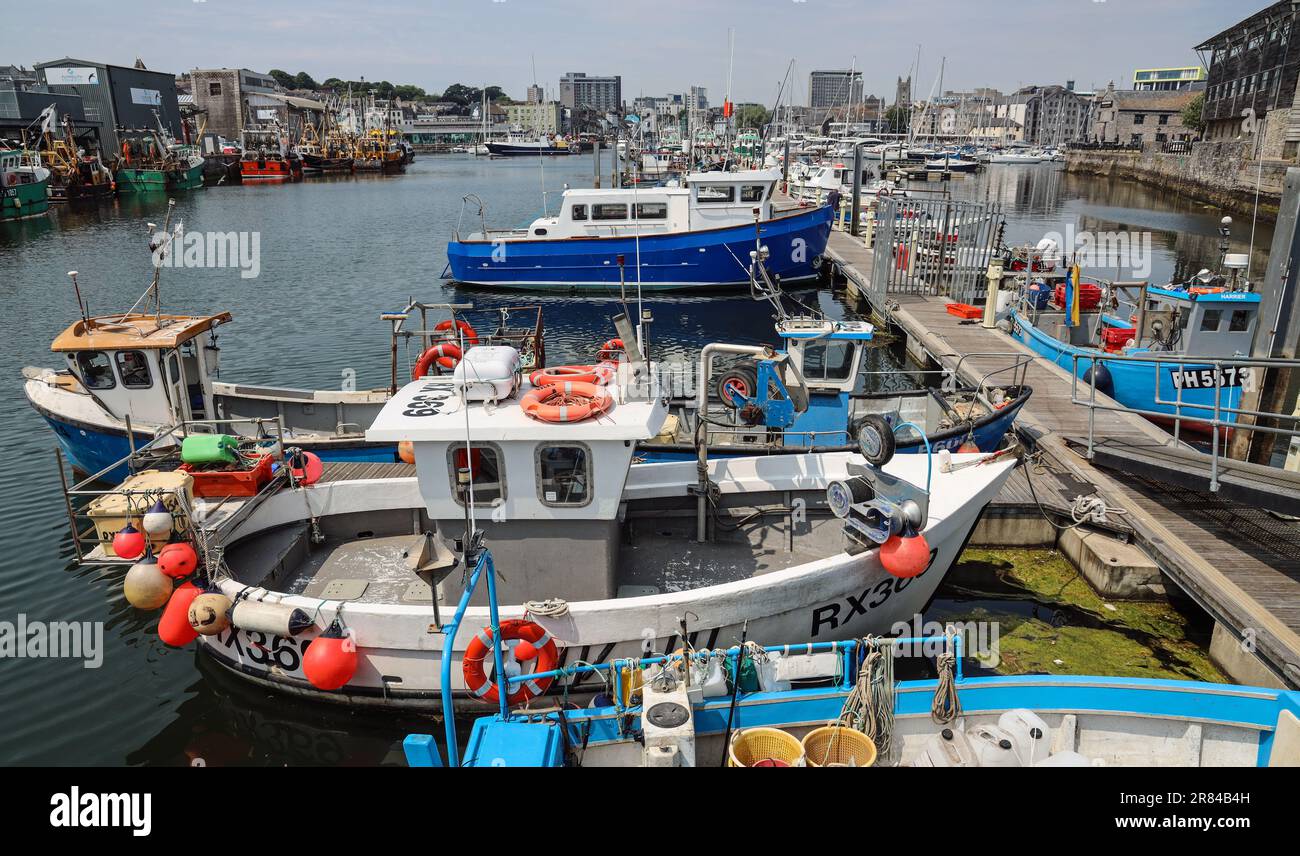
[462, 619, 559, 705]
[412, 343, 462, 378]
[520, 381, 613, 423]
[529, 363, 613, 386]
[597, 338, 624, 362]
[435, 319, 479, 346]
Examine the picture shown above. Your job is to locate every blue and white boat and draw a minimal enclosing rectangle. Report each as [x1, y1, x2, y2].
[1009, 281, 1262, 435]
[445, 169, 833, 291]
[641, 314, 1031, 462]
[405, 631, 1300, 768]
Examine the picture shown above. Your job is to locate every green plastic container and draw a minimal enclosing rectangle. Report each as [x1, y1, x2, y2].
[181, 434, 239, 466]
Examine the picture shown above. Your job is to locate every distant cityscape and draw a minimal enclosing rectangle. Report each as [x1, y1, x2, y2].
[1, 0, 1289, 162]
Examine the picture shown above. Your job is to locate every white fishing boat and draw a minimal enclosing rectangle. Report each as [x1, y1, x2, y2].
[81, 334, 1015, 710]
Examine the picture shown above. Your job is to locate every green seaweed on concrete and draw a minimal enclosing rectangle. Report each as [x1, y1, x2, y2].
[944, 548, 1228, 683]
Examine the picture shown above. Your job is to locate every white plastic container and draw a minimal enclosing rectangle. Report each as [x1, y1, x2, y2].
[912, 727, 979, 767]
[967, 724, 1021, 768]
[998, 709, 1052, 766]
[454, 346, 520, 401]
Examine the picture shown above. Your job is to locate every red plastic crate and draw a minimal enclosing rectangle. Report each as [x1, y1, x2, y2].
[1054, 282, 1101, 311]
[946, 303, 983, 320]
[1102, 326, 1137, 351]
[181, 453, 274, 498]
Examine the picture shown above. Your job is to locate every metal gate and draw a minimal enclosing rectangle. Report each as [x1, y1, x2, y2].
[869, 197, 1005, 304]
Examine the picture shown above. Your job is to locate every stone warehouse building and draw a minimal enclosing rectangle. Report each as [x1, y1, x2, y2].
[1196, 0, 1300, 159]
[188, 68, 279, 140]
[1091, 84, 1198, 145]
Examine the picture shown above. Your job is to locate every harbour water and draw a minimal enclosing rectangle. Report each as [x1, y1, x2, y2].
[0, 158, 1253, 763]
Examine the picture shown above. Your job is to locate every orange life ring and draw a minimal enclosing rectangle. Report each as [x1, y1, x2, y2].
[412, 343, 462, 378]
[520, 381, 613, 423]
[597, 338, 625, 362]
[462, 619, 559, 705]
[529, 364, 613, 386]
[435, 319, 479, 346]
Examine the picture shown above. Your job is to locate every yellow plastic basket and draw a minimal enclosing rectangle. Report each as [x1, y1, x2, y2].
[802, 726, 877, 767]
[728, 727, 806, 767]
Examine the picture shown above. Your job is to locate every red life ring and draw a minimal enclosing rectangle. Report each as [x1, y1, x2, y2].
[520, 381, 613, 423]
[435, 319, 479, 347]
[462, 618, 559, 705]
[529, 364, 613, 386]
[597, 338, 624, 361]
[412, 343, 462, 379]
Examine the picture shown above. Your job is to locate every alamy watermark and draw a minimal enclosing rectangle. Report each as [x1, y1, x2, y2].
[0, 615, 103, 668]
[1038, 226, 1153, 279]
[890, 615, 1001, 668]
[151, 225, 261, 279]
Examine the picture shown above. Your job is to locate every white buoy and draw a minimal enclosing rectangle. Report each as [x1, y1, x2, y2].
[188, 593, 233, 636]
[142, 497, 173, 537]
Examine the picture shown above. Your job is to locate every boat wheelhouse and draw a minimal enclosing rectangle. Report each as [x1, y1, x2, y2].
[446, 169, 833, 291]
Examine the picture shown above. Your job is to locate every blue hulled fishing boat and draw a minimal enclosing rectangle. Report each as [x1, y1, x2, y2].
[1008, 274, 1262, 435]
[446, 169, 833, 291]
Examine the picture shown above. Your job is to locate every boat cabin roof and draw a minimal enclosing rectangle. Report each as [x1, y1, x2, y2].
[777, 317, 874, 341]
[687, 168, 780, 184]
[367, 373, 666, 444]
[51, 313, 232, 352]
[1148, 286, 1261, 305]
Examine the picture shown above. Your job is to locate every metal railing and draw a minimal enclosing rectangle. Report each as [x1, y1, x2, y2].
[1070, 352, 1300, 493]
[869, 197, 1005, 304]
[56, 417, 288, 565]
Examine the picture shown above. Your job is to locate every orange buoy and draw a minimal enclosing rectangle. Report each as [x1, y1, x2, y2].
[434, 319, 479, 347]
[398, 440, 415, 465]
[957, 440, 980, 454]
[880, 528, 931, 579]
[528, 364, 613, 387]
[158, 541, 199, 578]
[288, 450, 324, 485]
[462, 619, 559, 705]
[303, 620, 358, 691]
[520, 381, 613, 423]
[412, 342, 463, 378]
[159, 581, 202, 646]
[596, 338, 625, 361]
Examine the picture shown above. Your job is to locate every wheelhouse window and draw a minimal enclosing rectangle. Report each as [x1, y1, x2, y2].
[802, 340, 856, 381]
[1199, 309, 1223, 332]
[448, 443, 504, 506]
[1229, 309, 1252, 332]
[75, 351, 115, 390]
[571, 204, 587, 221]
[592, 203, 628, 221]
[696, 184, 735, 203]
[535, 444, 591, 507]
[740, 185, 766, 203]
[634, 202, 667, 220]
[115, 350, 152, 389]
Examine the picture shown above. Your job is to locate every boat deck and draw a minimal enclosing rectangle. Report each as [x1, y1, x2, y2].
[826, 228, 1300, 688]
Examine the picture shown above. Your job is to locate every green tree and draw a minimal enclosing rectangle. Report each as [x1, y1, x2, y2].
[1181, 92, 1205, 136]
[884, 105, 909, 133]
[293, 71, 319, 90]
[737, 104, 771, 130]
[267, 69, 295, 89]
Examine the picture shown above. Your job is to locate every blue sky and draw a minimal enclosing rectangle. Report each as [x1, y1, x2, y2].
[0, 0, 1257, 103]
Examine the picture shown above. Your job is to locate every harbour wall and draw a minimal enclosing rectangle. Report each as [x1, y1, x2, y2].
[1065, 142, 1290, 222]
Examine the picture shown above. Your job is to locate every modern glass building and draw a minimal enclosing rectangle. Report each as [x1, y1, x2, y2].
[1133, 67, 1208, 91]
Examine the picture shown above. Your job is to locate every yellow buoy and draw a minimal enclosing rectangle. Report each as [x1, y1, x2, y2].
[123, 554, 172, 610]
[187, 592, 233, 636]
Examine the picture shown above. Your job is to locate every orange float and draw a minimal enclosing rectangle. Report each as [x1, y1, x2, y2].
[520, 381, 613, 423]
[528, 364, 613, 387]
[463, 619, 559, 705]
[434, 319, 479, 346]
[412, 343, 462, 378]
[596, 338, 625, 361]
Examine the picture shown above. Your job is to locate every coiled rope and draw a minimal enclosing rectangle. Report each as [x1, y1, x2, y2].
[839, 636, 895, 758]
[931, 649, 961, 725]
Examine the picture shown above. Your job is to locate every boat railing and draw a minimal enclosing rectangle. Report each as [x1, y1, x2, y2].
[1070, 351, 1300, 492]
[55, 416, 288, 565]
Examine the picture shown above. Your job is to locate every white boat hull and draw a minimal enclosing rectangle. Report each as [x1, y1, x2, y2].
[195, 454, 1015, 710]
